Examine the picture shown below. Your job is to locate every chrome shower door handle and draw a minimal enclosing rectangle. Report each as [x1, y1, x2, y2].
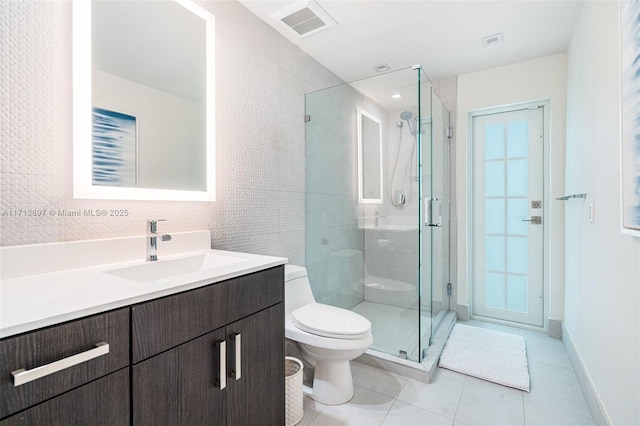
[215, 340, 226, 390]
[425, 197, 442, 227]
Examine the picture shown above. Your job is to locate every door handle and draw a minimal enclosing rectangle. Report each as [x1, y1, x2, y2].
[215, 340, 226, 390]
[522, 216, 542, 224]
[425, 197, 442, 227]
[231, 333, 241, 381]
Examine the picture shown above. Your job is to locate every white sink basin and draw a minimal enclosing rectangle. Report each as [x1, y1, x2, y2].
[104, 253, 247, 282]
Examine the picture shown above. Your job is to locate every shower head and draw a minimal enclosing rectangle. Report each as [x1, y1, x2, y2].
[400, 111, 417, 135]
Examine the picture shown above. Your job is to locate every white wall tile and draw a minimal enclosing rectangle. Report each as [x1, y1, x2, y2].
[1, 0, 337, 265]
[2, 1, 463, 323]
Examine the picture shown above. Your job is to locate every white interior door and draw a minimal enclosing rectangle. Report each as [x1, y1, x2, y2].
[472, 106, 544, 327]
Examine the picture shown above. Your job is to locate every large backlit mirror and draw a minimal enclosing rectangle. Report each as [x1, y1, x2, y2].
[357, 108, 383, 204]
[72, 0, 215, 201]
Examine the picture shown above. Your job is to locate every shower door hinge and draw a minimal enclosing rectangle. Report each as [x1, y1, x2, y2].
[446, 127, 453, 138]
[304, 115, 311, 122]
[447, 283, 452, 295]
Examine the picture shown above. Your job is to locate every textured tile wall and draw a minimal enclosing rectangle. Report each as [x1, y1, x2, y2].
[0, 0, 341, 266]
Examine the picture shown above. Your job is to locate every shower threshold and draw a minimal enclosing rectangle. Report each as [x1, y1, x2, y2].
[355, 310, 456, 384]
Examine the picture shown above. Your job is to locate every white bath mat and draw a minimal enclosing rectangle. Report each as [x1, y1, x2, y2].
[439, 324, 530, 392]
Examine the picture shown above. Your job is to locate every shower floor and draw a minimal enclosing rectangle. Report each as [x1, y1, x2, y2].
[352, 301, 432, 361]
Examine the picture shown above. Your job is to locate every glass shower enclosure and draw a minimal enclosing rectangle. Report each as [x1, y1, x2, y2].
[305, 66, 451, 362]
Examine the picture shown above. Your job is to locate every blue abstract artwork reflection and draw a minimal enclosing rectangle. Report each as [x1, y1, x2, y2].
[621, 0, 640, 234]
[92, 107, 137, 187]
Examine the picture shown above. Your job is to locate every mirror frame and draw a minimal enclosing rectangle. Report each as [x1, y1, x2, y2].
[357, 107, 384, 204]
[72, 0, 216, 201]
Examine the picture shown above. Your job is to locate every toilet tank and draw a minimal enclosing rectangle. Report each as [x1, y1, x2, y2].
[284, 265, 316, 317]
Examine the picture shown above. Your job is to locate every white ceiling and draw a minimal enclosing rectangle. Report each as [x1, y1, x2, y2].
[239, 0, 585, 83]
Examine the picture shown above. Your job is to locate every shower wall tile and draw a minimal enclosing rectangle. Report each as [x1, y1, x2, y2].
[365, 250, 419, 286]
[305, 122, 342, 163]
[1, 0, 342, 269]
[307, 193, 349, 228]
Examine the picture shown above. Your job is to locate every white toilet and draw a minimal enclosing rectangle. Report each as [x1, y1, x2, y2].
[285, 265, 373, 405]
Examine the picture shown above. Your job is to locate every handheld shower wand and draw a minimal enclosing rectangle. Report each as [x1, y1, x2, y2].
[400, 111, 417, 135]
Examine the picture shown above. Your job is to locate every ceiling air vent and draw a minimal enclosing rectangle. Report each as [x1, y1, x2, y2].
[271, 0, 337, 38]
[482, 33, 504, 47]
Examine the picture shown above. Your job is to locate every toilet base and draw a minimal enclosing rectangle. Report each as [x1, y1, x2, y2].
[304, 360, 354, 405]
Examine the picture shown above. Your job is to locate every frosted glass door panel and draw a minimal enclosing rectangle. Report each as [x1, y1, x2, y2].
[472, 107, 544, 327]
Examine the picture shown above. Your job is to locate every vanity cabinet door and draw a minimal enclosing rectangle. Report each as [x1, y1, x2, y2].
[226, 303, 285, 426]
[132, 327, 227, 426]
[0, 368, 129, 426]
[132, 303, 284, 426]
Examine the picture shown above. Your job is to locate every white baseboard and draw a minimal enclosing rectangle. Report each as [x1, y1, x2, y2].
[456, 304, 469, 321]
[548, 318, 562, 339]
[562, 323, 610, 425]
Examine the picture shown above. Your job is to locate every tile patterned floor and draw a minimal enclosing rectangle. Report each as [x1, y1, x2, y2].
[297, 320, 595, 426]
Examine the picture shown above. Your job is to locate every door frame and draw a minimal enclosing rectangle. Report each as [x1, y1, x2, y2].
[466, 100, 551, 331]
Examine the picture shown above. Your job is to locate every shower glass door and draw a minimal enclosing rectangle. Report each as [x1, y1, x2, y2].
[304, 66, 449, 363]
[428, 84, 451, 336]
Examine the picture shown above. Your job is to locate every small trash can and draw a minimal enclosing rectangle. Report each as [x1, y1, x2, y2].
[285, 356, 304, 426]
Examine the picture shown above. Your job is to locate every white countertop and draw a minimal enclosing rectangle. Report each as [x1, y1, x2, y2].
[0, 235, 287, 339]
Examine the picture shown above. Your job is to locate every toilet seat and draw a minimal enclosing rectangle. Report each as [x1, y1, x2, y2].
[291, 303, 371, 340]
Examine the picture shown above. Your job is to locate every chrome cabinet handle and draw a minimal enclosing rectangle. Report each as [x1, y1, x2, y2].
[231, 333, 241, 381]
[11, 342, 109, 387]
[216, 340, 226, 390]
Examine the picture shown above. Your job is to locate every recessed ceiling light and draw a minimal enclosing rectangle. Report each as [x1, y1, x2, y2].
[373, 63, 391, 73]
[391, 93, 403, 99]
[482, 33, 504, 47]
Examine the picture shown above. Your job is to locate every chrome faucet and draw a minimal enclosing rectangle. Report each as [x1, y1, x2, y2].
[374, 211, 387, 227]
[147, 219, 172, 261]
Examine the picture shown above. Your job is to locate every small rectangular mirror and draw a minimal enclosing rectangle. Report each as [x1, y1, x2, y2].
[357, 108, 383, 204]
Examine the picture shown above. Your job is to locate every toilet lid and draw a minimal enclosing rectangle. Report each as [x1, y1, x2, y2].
[291, 303, 371, 340]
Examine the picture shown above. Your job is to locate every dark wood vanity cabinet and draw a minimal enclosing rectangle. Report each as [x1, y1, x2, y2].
[0, 308, 130, 425]
[0, 265, 285, 426]
[0, 369, 130, 426]
[133, 304, 284, 426]
[131, 266, 285, 426]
